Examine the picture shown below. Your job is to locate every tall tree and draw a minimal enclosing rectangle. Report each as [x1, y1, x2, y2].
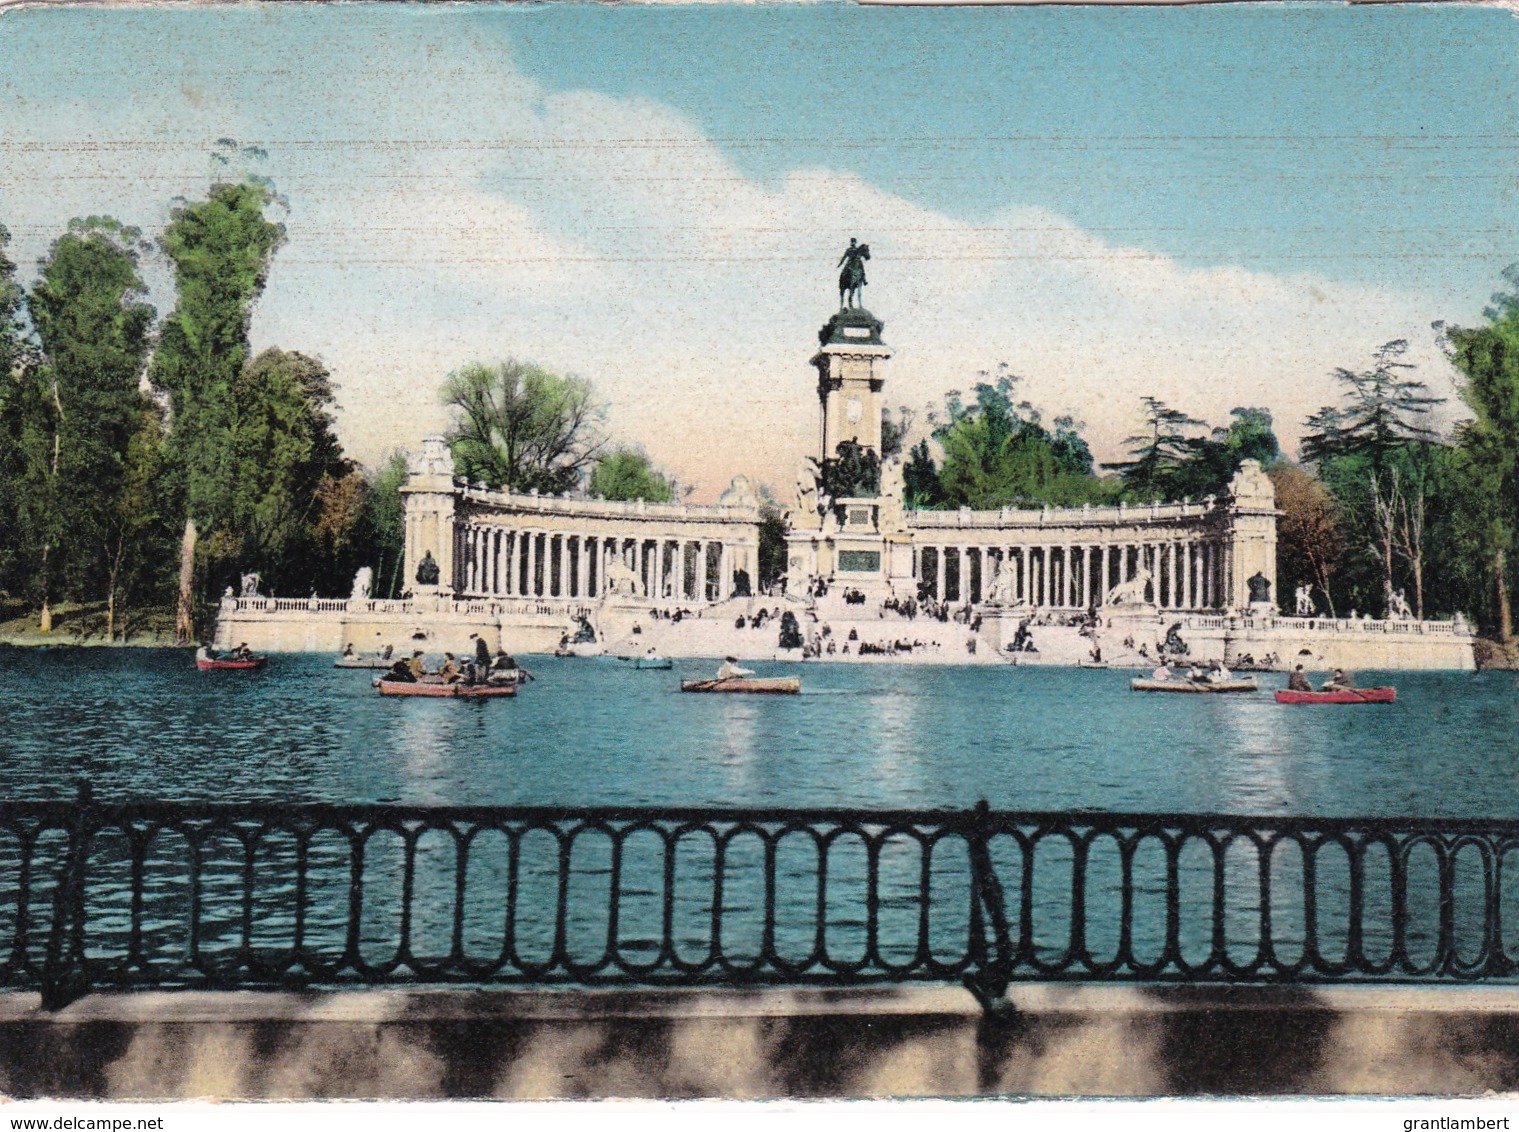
[1442, 278, 1519, 640]
[440, 359, 604, 493]
[225, 348, 352, 595]
[1104, 397, 1204, 501]
[934, 374, 1111, 508]
[1303, 340, 1444, 615]
[152, 176, 286, 642]
[1269, 462, 1344, 617]
[24, 218, 155, 631]
[0, 223, 34, 595]
[589, 444, 677, 502]
[1171, 408, 1281, 500]
[363, 451, 410, 600]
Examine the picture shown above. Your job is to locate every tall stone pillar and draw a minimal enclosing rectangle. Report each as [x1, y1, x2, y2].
[1226, 459, 1279, 611]
[1020, 547, 1030, 604]
[957, 548, 969, 605]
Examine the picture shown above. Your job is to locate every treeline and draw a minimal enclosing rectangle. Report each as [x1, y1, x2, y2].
[0, 171, 399, 642]
[0, 162, 682, 640]
[893, 298, 1519, 641]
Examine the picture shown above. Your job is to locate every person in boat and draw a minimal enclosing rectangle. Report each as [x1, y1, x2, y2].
[1207, 660, 1232, 683]
[407, 650, 426, 679]
[383, 658, 416, 683]
[471, 633, 491, 671]
[380, 643, 394, 661]
[1151, 662, 1172, 681]
[717, 656, 754, 680]
[488, 649, 518, 686]
[1287, 665, 1313, 693]
[341, 643, 356, 659]
[1322, 668, 1356, 692]
[1186, 664, 1204, 682]
[438, 653, 460, 682]
[231, 642, 253, 661]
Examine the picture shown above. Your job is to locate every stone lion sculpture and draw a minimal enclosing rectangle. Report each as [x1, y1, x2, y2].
[1106, 568, 1153, 606]
[605, 556, 645, 598]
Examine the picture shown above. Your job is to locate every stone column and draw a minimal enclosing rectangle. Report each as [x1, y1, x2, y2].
[1020, 547, 1029, 604]
[528, 531, 540, 597]
[1063, 546, 1074, 608]
[933, 548, 944, 602]
[956, 547, 969, 605]
[1082, 545, 1093, 608]
[718, 543, 730, 599]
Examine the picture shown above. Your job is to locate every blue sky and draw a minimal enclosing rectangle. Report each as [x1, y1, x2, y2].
[1, 3, 1514, 497]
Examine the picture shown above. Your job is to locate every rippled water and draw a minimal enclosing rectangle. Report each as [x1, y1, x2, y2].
[0, 647, 1515, 815]
[2, 648, 1515, 983]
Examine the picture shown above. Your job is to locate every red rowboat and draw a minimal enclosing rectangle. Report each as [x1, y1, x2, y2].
[196, 656, 267, 671]
[374, 677, 516, 699]
[1275, 687, 1396, 705]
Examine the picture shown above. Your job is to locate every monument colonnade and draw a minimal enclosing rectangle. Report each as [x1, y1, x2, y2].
[904, 500, 1236, 612]
[450, 493, 761, 603]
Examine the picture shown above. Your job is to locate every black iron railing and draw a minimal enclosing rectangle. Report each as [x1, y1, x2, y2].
[4, 784, 1518, 1008]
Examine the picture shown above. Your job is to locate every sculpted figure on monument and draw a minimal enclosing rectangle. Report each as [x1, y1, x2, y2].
[605, 556, 645, 599]
[350, 566, 373, 600]
[1106, 568, 1153, 606]
[1248, 571, 1271, 604]
[415, 551, 440, 586]
[793, 457, 823, 530]
[986, 562, 1021, 606]
[239, 571, 261, 598]
[837, 238, 870, 309]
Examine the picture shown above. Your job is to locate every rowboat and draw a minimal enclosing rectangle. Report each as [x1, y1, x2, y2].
[680, 677, 801, 695]
[1130, 677, 1258, 694]
[1275, 687, 1396, 705]
[196, 656, 266, 671]
[374, 676, 516, 698]
[334, 656, 394, 669]
[628, 656, 674, 670]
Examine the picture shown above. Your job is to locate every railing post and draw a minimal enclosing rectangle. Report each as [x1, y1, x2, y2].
[40, 780, 94, 1010]
[963, 799, 1015, 1015]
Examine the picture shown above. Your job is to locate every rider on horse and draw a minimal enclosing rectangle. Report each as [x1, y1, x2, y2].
[838, 238, 870, 308]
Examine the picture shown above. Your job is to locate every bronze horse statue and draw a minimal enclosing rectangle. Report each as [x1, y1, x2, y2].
[838, 239, 870, 308]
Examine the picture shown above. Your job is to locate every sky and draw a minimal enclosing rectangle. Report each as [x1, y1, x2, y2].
[1, 2, 1517, 500]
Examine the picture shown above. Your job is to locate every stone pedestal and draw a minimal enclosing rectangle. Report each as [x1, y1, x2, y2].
[1101, 603, 1163, 653]
[977, 603, 1023, 656]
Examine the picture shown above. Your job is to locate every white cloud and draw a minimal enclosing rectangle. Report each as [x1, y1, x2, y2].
[0, 15, 1467, 500]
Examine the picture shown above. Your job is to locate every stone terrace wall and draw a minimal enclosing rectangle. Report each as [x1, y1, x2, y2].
[4, 985, 1519, 1099]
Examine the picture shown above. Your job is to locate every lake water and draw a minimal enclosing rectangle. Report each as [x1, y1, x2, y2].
[2, 647, 1516, 985]
[1, 647, 1513, 817]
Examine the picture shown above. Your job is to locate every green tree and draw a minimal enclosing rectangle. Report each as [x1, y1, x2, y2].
[363, 451, 410, 600]
[902, 439, 945, 509]
[23, 218, 155, 631]
[0, 223, 34, 595]
[440, 359, 604, 493]
[104, 405, 174, 639]
[1302, 340, 1444, 616]
[1104, 397, 1205, 501]
[933, 374, 1111, 508]
[224, 348, 352, 595]
[589, 444, 677, 502]
[757, 502, 789, 591]
[152, 177, 286, 642]
[1442, 279, 1519, 639]
[1171, 407, 1281, 500]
